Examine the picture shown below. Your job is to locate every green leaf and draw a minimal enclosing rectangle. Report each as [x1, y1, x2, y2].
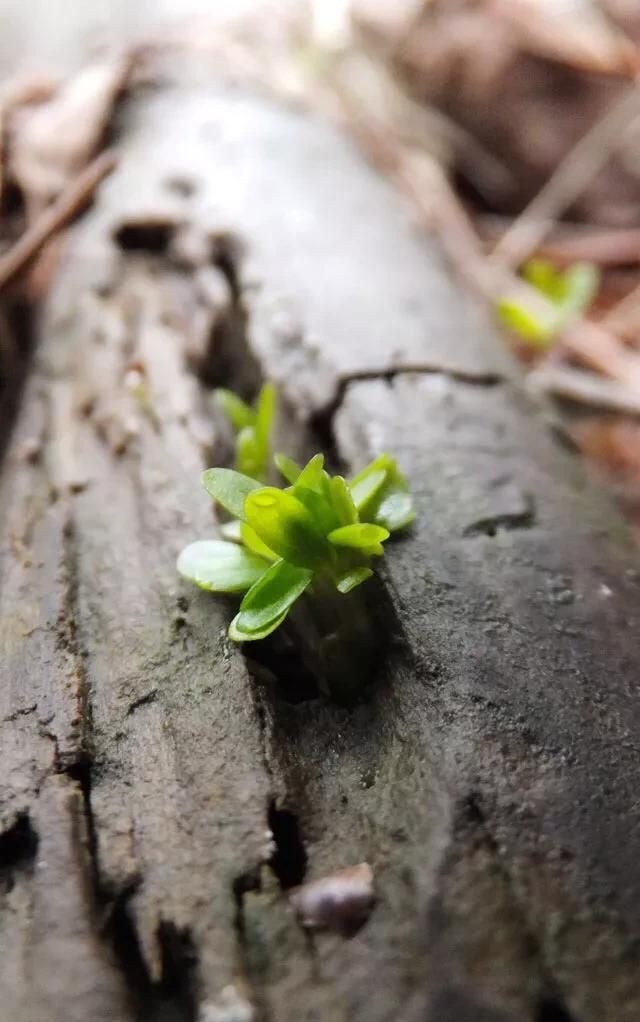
[336, 566, 373, 593]
[292, 485, 340, 536]
[228, 609, 288, 642]
[274, 452, 302, 484]
[523, 259, 564, 301]
[220, 519, 243, 543]
[245, 487, 328, 568]
[523, 259, 599, 319]
[349, 467, 387, 511]
[235, 559, 313, 634]
[496, 297, 556, 345]
[350, 454, 415, 532]
[328, 523, 390, 549]
[254, 382, 276, 462]
[328, 475, 358, 526]
[361, 542, 385, 557]
[236, 426, 261, 478]
[560, 262, 599, 320]
[240, 522, 277, 561]
[201, 468, 262, 521]
[214, 389, 255, 432]
[350, 453, 392, 483]
[293, 453, 325, 492]
[177, 540, 268, 593]
[372, 490, 416, 532]
[499, 260, 599, 348]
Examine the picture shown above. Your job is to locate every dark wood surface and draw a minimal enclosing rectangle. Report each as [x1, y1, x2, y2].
[1, 82, 640, 1022]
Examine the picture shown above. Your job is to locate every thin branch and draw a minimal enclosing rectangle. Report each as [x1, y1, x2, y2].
[480, 216, 640, 267]
[602, 281, 640, 333]
[530, 364, 640, 416]
[489, 86, 640, 269]
[0, 150, 117, 291]
[561, 318, 640, 392]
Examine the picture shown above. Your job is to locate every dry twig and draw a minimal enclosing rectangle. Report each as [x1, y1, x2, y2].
[0, 150, 116, 291]
[489, 87, 640, 268]
[480, 216, 640, 267]
[530, 364, 640, 416]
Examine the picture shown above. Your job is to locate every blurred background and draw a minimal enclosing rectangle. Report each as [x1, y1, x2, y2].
[3, 0, 640, 535]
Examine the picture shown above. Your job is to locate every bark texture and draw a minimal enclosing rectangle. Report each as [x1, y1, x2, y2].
[1, 82, 640, 1022]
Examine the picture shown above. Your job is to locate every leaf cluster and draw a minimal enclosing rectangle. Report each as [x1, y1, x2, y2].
[497, 259, 599, 347]
[178, 450, 415, 643]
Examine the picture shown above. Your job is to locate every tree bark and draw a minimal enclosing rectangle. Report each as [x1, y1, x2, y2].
[1, 81, 640, 1022]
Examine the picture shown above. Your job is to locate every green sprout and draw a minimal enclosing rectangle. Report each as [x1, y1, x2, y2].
[214, 382, 275, 481]
[177, 451, 415, 645]
[497, 259, 599, 347]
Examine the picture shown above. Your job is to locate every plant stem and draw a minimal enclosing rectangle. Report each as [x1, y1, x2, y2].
[283, 576, 382, 702]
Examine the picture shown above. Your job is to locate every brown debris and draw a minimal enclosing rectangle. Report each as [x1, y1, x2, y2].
[0, 151, 117, 292]
[495, 0, 638, 74]
[289, 862, 375, 937]
[8, 56, 132, 218]
[356, 0, 640, 224]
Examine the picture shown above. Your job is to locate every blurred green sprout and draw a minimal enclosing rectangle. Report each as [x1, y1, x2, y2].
[214, 382, 275, 481]
[178, 450, 415, 643]
[497, 259, 599, 347]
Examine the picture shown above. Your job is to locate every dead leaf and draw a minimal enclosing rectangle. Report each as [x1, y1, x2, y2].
[8, 56, 131, 217]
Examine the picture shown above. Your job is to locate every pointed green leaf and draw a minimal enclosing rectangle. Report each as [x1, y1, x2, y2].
[254, 382, 276, 459]
[293, 453, 324, 492]
[236, 425, 262, 478]
[240, 522, 277, 561]
[236, 559, 313, 634]
[275, 452, 302, 484]
[245, 487, 328, 568]
[523, 259, 564, 301]
[559, 262, 599, 320]
[328, 523, 390, 549]
[336, 566, 373, 593]
[496, 297, 556, 345]
[214, 389, 255, 432]
[228, 608, 288, 642]
[201, 468, 262, 521]
[349, 454, 392, 486]
[352, 455, 415, 533]
[372, 491, 416, 532]
[177, 540, 268, 593]
[349, 468, 387, 511]
[328, 475, 358, 526]
[292, 485, 340, 536]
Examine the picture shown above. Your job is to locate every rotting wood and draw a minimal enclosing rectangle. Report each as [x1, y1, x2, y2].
[1, 81, 640, 1022]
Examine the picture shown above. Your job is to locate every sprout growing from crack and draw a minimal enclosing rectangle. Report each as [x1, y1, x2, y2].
[177, 450, 415, 645]
[214, 382, 275, 482]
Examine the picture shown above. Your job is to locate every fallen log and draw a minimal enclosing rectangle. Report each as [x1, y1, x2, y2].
[1, 81, 640, 1022]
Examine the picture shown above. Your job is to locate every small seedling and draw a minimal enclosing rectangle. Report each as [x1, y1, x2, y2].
[178, 450, 414, 644]
[214, 382, 275, 481]
[497, 259, 599, 346]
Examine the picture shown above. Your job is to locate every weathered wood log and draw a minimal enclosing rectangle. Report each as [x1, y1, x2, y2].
[1, 82, 640, 1022]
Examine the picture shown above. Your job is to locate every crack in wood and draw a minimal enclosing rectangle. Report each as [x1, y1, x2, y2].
[0, 812, 38, 883]
[106, 886, 198, 1022]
